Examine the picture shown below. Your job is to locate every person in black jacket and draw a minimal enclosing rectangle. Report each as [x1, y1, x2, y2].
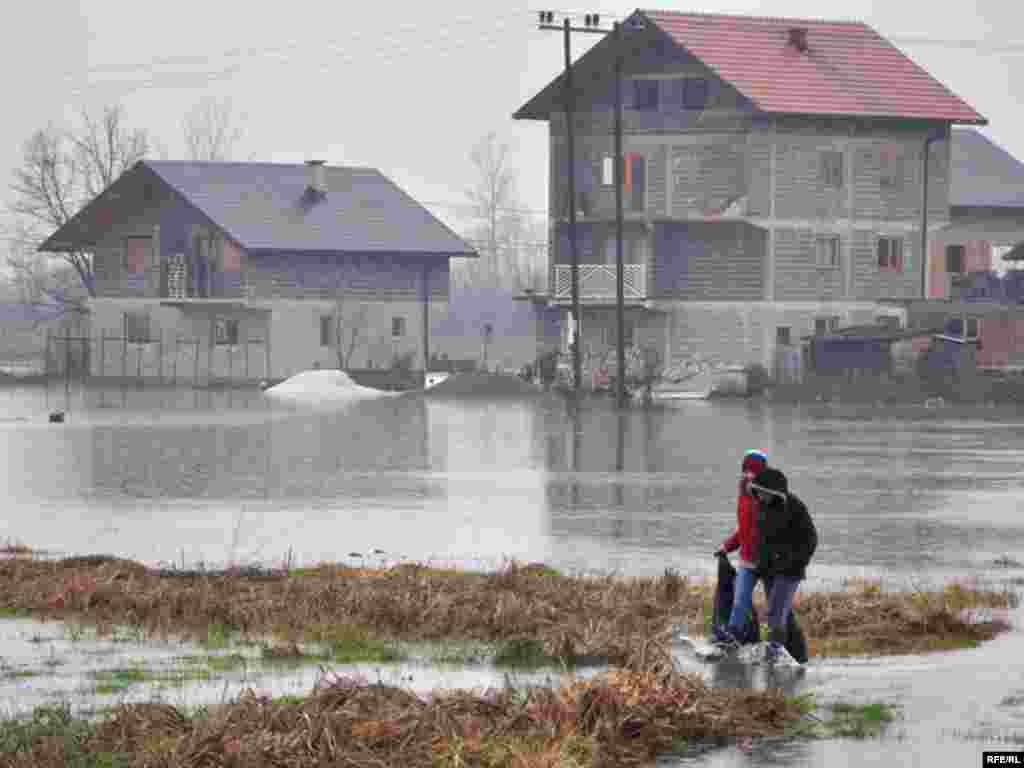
[749, 468, 817, 662]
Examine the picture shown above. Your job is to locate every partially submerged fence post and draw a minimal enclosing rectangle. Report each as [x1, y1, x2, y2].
[45, 330, 52, 377]
[173, 336, 179, 384]
[158, 331, 163, 384]
[100, 333, 106, 380]
[194, 338, 199, 387]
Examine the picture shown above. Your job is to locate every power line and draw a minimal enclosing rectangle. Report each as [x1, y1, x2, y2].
[64, 9, 541, 99]
[65, 21, 537, 101]
[69, 8, 540, 81]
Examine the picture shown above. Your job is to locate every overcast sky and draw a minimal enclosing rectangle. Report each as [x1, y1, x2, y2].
[2, 0, 1022, 248]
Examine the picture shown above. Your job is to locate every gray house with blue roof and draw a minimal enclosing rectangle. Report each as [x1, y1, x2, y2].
[40, 159, 477, 382]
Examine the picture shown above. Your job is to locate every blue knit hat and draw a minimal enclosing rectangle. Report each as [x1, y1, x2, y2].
[741, 449, 768, 474]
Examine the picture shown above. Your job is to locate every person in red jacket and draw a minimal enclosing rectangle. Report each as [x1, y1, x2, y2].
[712, 449, 768, 647]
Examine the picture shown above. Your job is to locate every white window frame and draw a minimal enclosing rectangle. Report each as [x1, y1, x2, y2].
[821, 150, 844, 189]
[815, 235, 841, 269]
[877, 236, 904, 271]
[214, 317, 239, 346]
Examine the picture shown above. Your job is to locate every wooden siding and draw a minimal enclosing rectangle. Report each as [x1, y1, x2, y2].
[746, 140, 772, 216]
[245, 253, 449, 302]
[669, 138, 747, 218]
[850, 229, 920, 300]
[773, 228, 844, 302]
[651, 222, 763, 300]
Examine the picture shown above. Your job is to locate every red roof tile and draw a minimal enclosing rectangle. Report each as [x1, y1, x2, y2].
[642, 10, 985, 123]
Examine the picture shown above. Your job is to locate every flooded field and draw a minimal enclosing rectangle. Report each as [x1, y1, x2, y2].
[2, 381, 1024, 764]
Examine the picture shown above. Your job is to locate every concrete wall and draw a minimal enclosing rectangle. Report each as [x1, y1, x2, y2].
[86, 296, 435, 382]
[649, 301, 906, 370]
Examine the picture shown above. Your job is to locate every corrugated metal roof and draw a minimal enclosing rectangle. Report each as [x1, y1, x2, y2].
[642, 10, 985, 123]
[144, 161, 476, 255]
[950, 129, 1024, 208]
[515, 9, 986, 124]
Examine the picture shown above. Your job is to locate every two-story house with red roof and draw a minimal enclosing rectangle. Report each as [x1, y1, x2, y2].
[514, 9, 986, 376]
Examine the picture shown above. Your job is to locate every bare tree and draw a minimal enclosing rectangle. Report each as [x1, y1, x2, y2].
[461, 131, 543, 291]
[333, 300, 370, 370]
[7, 105, 150, 302]
[183, 96, 244, 162]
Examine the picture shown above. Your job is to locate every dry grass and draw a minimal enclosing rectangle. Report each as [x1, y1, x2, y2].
[0, 666, 804, 768]
[0, 556, 1013, 665]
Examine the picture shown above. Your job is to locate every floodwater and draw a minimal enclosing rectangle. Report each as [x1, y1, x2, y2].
[2, 380, 1024, 764]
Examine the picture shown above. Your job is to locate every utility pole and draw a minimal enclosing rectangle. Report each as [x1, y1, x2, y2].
[613, 21, 626, 409]
[539, 11, 611, 395]
[920, 125, 945, 302]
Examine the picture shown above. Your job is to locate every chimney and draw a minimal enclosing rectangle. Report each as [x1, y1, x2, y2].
[788, 27, 808, 52]
[305, 160, 327, 197]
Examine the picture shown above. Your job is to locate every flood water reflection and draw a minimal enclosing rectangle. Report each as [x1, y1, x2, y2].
[3, 382, 1024, 764]
[3, 383, 1024, 584]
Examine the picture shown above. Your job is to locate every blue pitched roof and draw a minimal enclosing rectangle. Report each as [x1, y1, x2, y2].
[41, 160, 477, 256]
[951, 129, 1024, 209]
[141, 161, 477, 255]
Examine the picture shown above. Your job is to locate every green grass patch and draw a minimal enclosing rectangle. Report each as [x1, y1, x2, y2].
[0, 703, 130, 767]
[428, 640, 497, 665]
[825, 701, 898, 738]
[0, 606, 32, 619]
[322, 636, 403, 663]
[493, 638, 555, 668]
[199, 622, 237, 649]
[1, 667, 41, 680]
[89, 667, 150, 695]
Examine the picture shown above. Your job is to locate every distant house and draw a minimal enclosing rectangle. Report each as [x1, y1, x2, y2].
[918, 128, 1024, 369]
[514, 9, 986, 377]
[39, 160, 476, 383]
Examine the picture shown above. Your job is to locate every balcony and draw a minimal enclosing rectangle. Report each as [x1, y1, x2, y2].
[552, 264, 647, 302]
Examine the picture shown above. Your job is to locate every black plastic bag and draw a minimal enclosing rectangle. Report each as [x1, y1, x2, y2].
[712, 554, 760, 645]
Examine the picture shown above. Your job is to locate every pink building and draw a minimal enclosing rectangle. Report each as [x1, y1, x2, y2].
[928, 129, 1024, 369]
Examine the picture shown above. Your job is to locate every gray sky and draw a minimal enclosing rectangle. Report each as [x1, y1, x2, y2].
[2, 0, 1023, 246]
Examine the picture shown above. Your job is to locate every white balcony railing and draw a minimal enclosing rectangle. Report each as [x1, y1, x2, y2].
[553, 264, 647, 301]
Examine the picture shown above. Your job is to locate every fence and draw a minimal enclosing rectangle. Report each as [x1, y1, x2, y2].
[46, 331, 269, 385]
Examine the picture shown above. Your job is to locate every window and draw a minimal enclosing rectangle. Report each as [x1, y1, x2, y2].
[946, 316, 979, 340]
[633, 79, 659, 110]
[815, 236, 841, 269]
[214, 317, 239, 346]
[601, 154, 646, 210]
[777, 326, 791, 346]
[320, 315, 334, 347]
[814, 316, 841, 336]
[815, 316, 842, 336]
[821, 151, 844, 189]
[880, 144, 904, 188]
[606, 318, 636, 348]
[123, 311, 151, 343]
[945, 245, 965, 274]
[123, 237, 150, 274]
[681, 77, 709, 110]
[392, 316, 406, 337]
[877, 236, 904, 271]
